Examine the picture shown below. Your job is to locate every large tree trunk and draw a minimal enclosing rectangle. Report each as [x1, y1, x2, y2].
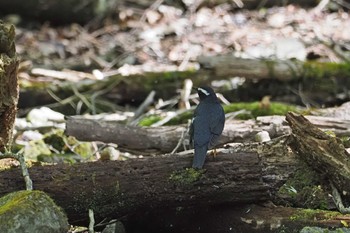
[0, 22, 19, 150]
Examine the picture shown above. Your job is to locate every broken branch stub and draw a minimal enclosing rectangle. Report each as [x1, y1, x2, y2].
[286, 112, 350, 195]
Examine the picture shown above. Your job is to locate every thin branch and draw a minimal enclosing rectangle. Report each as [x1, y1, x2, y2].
[0, 150, 33, 191]
[129, 90, 156, 126]
[88, 209, 95, 233]
[330, 181, 350, 214]
[179, 79, 193, 109]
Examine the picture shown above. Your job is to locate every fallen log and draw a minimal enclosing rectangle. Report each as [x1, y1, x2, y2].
[65, 115, 350, 154]
[198, 55, 350, 82]
[2, 112, 350, 226]
[199, 55, 350, 105]
[0, 138, 298, 224]
[20, 58, 350, 109]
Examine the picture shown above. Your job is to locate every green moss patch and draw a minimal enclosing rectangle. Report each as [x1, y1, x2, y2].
[169, 168, 205, 186]
[278, 163, 329, 210]
[290, 209, 342, 221]
[223, 101, 299, 120]
[139, 101, 299, 126]
[0, 190, 68, 233]
[22, 129, 93, 163]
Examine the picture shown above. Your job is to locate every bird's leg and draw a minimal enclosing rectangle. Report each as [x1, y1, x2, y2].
[209, 148, 217, 159]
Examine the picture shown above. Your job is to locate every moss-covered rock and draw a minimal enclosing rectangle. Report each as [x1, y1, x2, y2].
[23, 129, 93, 163]
[0, 190, 68, 233]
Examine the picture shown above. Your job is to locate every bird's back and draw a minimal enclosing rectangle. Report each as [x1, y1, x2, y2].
[193, 98, 225, 147]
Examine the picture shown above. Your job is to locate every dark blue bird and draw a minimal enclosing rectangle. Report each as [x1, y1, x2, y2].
[190, 86, 225, 169]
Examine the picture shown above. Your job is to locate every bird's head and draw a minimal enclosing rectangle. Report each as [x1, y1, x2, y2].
[197, 86, 216, 101]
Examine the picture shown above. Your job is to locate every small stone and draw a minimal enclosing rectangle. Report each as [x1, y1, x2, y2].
[255, 131, 271, 142]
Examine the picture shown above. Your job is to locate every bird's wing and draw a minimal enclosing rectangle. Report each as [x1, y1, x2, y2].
[193, 104, 211, 147]
[210, 104, 225, 135]
[208, 104, 225, 147]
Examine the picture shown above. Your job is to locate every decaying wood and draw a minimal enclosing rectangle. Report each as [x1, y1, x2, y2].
[286, 112, 350, 199]
[65, 115, 350, 154]
[1, 112, 350, 225]
[0, 138, 298, 224]
[0, 22, 19, 150]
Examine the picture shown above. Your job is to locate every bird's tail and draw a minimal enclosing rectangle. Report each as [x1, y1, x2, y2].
[192, 145, 208, 169]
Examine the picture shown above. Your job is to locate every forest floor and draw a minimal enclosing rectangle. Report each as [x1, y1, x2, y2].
[2, 3, 350, 233]
[12, 3, 350, 81]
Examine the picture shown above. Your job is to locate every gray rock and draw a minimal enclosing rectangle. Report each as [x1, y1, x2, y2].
[0, 190, 68, 233]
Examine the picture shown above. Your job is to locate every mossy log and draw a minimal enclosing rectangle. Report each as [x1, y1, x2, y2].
[199, 55, 350, 105]
[0, 22, 19, 150]
[0, 190, 69, 233]
[0, 138, 298, 224]
[198, 54, 350, 81]
[65, 115, 350, 154]
[21, 57, 350, 111]
[1, 113, 350, 226]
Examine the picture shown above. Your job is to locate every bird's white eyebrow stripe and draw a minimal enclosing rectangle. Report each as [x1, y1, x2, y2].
[198, 88, 210, 96]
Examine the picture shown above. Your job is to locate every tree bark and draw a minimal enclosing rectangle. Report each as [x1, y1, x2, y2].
[65, 115, 350, 154]
[0, 138, 297, 224]
[1, 112, 349, 225]
[0, 22, 19, 150]
[286, 112, 350, 196]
